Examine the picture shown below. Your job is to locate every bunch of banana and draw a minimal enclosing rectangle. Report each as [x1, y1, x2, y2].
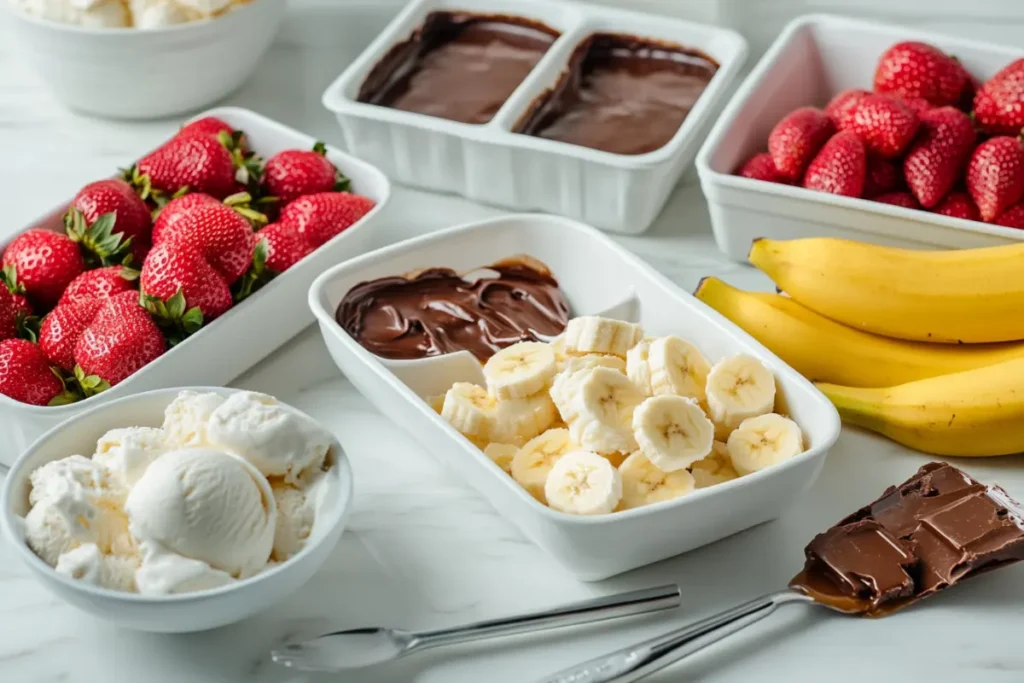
[692, 236, 1024, 457]
[431, 315, 806, 515]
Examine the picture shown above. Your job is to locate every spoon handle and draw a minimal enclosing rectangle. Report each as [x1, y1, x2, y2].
[534, 589, 813, 683]
[414, 584, 682, 651]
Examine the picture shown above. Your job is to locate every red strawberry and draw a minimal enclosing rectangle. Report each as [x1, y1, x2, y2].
[2, 230, 85, 310]
[874, 41, 965, 106]
[0, 288, 17, 341]
[837, 94, 919, 158]
[74, 291, 165, 388]
[995, 203, 1024, 229]
[141, 242, 233, 324]
[874, 192, 921, 209]
[136, 135, 239, 199]
[59, 266, 138, 308]
[957, 67, 980, 112]
[802, 132, 866, 197]
[263, 142, 350, 204]
[824, 89, 870, 125]
[973, 58, 1024, 136]
[39, 299, 104, 372]
[68, 179, 152, 248]
[903, 107, 976, 209]
[0, 339, 63, 406]
[863, 155, 902, 197]
[736, 153, 788, 183]
[279, 192, 376, 248]
[900, 97, 933, 117]
[258, 222, 314, 274]
[176, 116, 236, 142]
[0, 267, 33, 335]
[932, 191, 980, 220]
[151, 193, 220, 245]
[966, 136, 1024, 222]
[162, 203, 256, 285]
[767, 107, 835, 182]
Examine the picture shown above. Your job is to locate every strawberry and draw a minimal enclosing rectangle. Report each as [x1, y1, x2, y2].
[59, 266, 138, 308]
[136, 134, 240, 199]
[863, 155, 902, 197]
[67, 179, 152, 259]
[258, 221, 314, 273]
[279, 192, 376, 248]
[736, 153, 788, 183]
[767, 107, 835, 182]
[73, 291, 165, 389]
[802, 132, 866, 197]
[39, 299, 104, 372]
[151, 193, 220, 245]
[836, 94, 919, 158]
[973, 58, 1024, 136]
[0, 339, 64, 406]
[966, 136, 1024, 222]
[824, 89, 870, 125]
[141, 241, 233, 325]
[155, 201, 256, 285]
[898, 97, 933, 117]
[2, 230, 85, 311]
[262, 142, 351, 205]
[903, 107, 976, 209]
[176, 116, 236, 141]
[874, 192, 921, 209]
[874, 41, 965, 106]
[932, 190, 980, 220]
[0, 288, 17, 341]
[957, 67, 980, 112]
[995, 203, 1024, 229]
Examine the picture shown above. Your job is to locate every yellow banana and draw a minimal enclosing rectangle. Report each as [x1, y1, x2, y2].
[817, 358, 1024, 457]
[748, 237, 1024, 343]
[694, 277, 1024, 387]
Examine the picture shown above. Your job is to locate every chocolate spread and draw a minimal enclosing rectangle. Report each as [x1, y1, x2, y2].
[356, 11, 559, 125]
[335, 257, 570, 361]
[790, 463, 1024, 616]
[515, 33, 719, 155]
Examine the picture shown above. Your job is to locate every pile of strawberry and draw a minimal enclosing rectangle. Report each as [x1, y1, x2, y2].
[0, 117, 375, 407]
[736, 42, 1024, 227]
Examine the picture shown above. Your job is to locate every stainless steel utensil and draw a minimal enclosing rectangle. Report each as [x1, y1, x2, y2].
[271, 584, 683, 672]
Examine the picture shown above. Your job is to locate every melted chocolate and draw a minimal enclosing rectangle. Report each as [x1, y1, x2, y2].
[790, 463, 1024, 616]
[356, 11, 559, 124]
[335, 258, 570, 361]
[515, 33, 719, 155]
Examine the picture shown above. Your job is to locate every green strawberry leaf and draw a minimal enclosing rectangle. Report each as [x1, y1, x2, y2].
[167, 290, 187, 320]
[231, 238, 275, 303]
[181, 307, 204, 335]
[66, 209, 133, 268]
[0, 264, 23, 295]
[16, 313, 40, 343]
[119, 265, 140, 281]
[334, 172, 352, 193]
[141, 289, 205, 346]
[69, 365, 108, 398]
[313, 141, 328, 156]
[48, 391, 81, 407]
[224, 192, 268, 228]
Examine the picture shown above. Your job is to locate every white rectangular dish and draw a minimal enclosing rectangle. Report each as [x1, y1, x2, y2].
[0, 107, 391, 466]
[321, 0, 747, 235]
[308, 214, 841, 581]
[696, 14, 1024, 262]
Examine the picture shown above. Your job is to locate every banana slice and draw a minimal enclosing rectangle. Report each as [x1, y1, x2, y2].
[626, 339, 653, 396]
[633, 395, 714, 472]
[570, 367, 645, 454]
[492, 392, 558, 446]
[484, 341, 557, 400]
[441, 383, 496, 439]
[706, 354, 776, 433]
[424, 394, 445, 414]
[727, 413, 804, 476]
[648, 336, 711, 402]
[619, 451, 696, 509]
[511, 428, 578, 503]
[563, 316, 643, 358]
[550, 334, 568, 363]
[558, 354, 627, 375]
[689, 452, 721, 475]
[544, 450, 623, 515]
[691, 465, 739, 489]
[483, 443, 519, 474]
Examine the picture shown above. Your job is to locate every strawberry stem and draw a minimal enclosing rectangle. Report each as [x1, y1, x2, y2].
[65, 209, 134, 268]
[232, 238, 275, 302]
[140, 289, 204, 346]
[69, 365, 110, 399]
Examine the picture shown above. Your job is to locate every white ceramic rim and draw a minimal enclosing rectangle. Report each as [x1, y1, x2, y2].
[0, 386, 354, 603]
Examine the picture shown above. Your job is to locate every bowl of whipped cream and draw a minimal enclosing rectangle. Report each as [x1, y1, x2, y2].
[0, 387, 353, 633]
[4, 0, 286, 118]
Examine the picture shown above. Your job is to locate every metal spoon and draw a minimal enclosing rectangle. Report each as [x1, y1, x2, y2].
[271, 584, 682, 672]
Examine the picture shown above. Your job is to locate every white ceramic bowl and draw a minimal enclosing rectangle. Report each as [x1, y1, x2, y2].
[3, 0, 286, 119]
[696, 14, 1024, 262]
[308, 214, 841, 581]
[0, 387, 353, 633]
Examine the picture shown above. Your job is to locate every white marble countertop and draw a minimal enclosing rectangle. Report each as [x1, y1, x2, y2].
[3, 2, 1024, 682]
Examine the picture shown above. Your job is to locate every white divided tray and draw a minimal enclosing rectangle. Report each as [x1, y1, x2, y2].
[696, 14, 1024, 262]
[0, 107, 391, 466]
[321, 0, 747, 235]
[309, 214, 841, 581]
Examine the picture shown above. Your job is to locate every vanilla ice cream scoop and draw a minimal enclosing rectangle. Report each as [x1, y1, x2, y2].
[93, 427, 166, 487]
[125, 448, 275, 578]
[206, 391, 333, 484]
[133, 541, 234, 595]
[55, 543, 139, 592]
[12, 0, 131, 27]
[162, 390, 225, 448]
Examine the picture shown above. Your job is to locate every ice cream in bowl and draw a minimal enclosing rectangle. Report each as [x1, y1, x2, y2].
[0, 387, 352, 633]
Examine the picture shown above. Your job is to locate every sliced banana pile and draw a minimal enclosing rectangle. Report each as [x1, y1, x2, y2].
[430, 316, 806, 516]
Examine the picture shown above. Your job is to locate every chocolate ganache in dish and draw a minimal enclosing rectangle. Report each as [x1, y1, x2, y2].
[336, 257, 570, 361]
